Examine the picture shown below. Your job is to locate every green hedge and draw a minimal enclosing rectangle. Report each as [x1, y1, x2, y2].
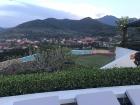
[1, 67, 140, 97]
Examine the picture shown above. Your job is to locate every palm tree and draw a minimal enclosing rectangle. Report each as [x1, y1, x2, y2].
[116, 16, 129, 46]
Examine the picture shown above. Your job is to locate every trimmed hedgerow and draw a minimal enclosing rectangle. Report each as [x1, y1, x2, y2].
[0, 67, 140, 97]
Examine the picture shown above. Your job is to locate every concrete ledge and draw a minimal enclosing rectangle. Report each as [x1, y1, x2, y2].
[1, 85, 140, 105]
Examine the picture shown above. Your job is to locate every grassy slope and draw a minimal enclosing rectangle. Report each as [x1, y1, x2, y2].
[75, 55, 114, 68]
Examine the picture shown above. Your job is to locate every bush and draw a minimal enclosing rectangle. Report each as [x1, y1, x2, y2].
[0, 46, 75, 75]
[0, 67, 140, 97]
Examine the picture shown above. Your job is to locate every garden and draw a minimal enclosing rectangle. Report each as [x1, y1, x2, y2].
[0, 45, 139, 97]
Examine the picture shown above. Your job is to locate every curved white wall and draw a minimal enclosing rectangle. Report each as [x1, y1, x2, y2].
[101, 47, 137, 69]
[115, 47, 136, 60]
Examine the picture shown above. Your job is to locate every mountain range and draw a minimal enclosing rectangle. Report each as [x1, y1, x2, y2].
[0, 27, 5, 32]
[0, 17, 117, 39]
[97, 15, 138, 26]
[0, 28, 3, 31]
[97, 15, 119, 26]
[0, 15, 139, 39]
[1, 15, 138, 28]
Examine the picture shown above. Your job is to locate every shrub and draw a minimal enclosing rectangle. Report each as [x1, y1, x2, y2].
[0, 67, 140, 97]
[0, 46, 75, 75]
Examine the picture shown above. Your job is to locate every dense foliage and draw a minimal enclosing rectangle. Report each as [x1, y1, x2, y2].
[0, 48, 29, 62]
[0, 67, 140, 97]
[0, 45, 74, 74]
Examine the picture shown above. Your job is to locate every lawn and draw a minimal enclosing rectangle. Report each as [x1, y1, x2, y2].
[75, 54, 114, 68]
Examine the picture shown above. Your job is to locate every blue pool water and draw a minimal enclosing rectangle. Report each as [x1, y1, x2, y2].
[19, 50, 94, 63]
[19, 54, 36, 63]
[71, 50, 93, 55]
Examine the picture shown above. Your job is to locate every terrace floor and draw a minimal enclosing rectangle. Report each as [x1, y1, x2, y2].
[1, 85, 140, 105]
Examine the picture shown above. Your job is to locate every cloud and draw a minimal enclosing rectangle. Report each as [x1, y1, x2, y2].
[8, 0, 110, 18]
[0, 0, 23, 6]
[0, 0, 111, 27]
[34, 0, 111, 18]
[0, 2, 79, 27]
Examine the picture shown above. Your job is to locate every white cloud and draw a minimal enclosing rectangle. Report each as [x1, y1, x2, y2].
[34, 0, 111, 18]
[0, 0, 112, 27]
[0, 0, 111, 19]
[0, 0, 43, 6]
[0, 10, 18, 16]
[0, 0, 79, 27]
[0, 0, 20, 5]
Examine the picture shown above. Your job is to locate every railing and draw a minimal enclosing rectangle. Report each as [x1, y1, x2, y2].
[1, 85, 140, 105]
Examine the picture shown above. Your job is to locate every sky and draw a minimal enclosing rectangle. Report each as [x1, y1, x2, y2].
[0, 0, 140, 27]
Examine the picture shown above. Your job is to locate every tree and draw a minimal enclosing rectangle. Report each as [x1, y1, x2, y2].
[116, 16, 129, 46]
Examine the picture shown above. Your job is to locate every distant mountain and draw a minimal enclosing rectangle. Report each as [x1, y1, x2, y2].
[0, 27, 4, 32]
[0, 17, 116, 39]
[128, 18, 138, 23]
[0, 28, 3, 31]
[98, 15, 138, 26]
[98, 15, 119, 26]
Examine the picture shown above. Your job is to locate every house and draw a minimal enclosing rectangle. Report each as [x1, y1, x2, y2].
[80, 37, 95, 45]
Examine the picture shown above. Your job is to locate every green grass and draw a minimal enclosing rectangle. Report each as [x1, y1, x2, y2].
[75, 55, 114, 68]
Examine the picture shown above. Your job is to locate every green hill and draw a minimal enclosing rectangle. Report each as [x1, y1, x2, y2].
[0, 17, 117, 39]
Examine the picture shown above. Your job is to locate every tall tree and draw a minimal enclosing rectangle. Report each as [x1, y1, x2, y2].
[116, 16, 129, 46]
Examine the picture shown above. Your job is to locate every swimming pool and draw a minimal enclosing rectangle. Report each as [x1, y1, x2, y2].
[71, 50, 93, 55]
[19, 54, 36, 63]
[19, 50, 93, 63]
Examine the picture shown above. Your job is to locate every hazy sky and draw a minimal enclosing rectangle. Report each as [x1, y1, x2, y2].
[0, 0, 140, 27]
